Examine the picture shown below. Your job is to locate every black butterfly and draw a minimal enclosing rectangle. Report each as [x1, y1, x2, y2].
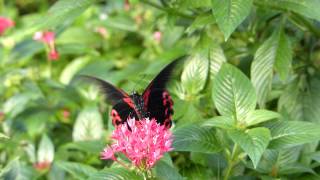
[81, 57, 184, 129]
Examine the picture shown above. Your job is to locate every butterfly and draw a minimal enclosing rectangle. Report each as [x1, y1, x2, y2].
[82, 57, 184, 129]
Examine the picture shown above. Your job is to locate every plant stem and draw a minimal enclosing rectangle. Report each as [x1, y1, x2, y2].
[224, 144, 239, 180]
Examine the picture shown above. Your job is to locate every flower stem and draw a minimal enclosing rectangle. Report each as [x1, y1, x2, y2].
[224, 144, 239, 180]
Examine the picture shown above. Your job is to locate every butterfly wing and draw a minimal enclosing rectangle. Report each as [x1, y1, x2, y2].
[142, 57, 184, 128]
[80, 75, 136, 127]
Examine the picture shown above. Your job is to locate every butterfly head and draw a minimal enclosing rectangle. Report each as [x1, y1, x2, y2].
[130, 91, 147, 119]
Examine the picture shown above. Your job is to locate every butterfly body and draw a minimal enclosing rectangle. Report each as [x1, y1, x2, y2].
[82, 57, 184, 129]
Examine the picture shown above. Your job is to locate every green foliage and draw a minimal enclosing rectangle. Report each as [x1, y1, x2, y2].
[211, 0, 253, 40]
[1, 0, 320, 179]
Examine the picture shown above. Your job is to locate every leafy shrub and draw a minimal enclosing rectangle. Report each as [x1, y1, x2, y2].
[1, 0, 320, 179]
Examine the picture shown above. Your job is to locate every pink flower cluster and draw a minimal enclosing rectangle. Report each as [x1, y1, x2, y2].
[33, 31, 59, 60]
[0, 17, 14, 35]
[101, 118, 173, 170]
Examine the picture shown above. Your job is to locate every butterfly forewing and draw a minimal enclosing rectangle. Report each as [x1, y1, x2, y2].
[80, 75, 137, 127]
[142, 58, 183, 128]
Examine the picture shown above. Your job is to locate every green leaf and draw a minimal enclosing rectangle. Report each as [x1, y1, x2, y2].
[209, 43, 227, 79]
[251, 28, 292, 107]
[61, 140, 105, 154]
[37, 134, 54, 164]
[88, 167, 143, 180]
[211, 0, 253, 40]
[0, 133, 9, 139]
[173, 124, 222, 153]
[186, 14, 216, 34]
[59, 56, 91, 85]
[56, 161, 97, 180]
[244, 110, 280, 127]
[36, 0, 95, 29]
[266, 120, 320, 149]
[181, 52, 209, 96]
[0, 158, 35, 180]
[228, 127, 271, 168]
[72, 106, 104, 141]
[308, 151, 320, 163]
[154, 160, 183, 180]
[278, 78, 320, 123]
[256, 147, 301, 174]
[212, 63, 256, 122]
[202, 116, 235, 130]
[258, 0, 320, 21]
[177, 0, 211, 8]
[278, 163, 315, 175]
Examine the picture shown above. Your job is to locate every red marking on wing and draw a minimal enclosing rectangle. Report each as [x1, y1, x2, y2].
[111, 109, 122, 127]
[162, 91, 174, 128]
[123, 97, 135, 109]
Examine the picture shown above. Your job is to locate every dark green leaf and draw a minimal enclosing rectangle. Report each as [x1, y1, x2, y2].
[154, 160, 183, 180]
[258, 0, 320, 21]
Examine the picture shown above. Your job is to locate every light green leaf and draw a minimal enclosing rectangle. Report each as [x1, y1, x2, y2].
[202, 116, 235, 130]
[3, 93, 33, 119]
[59, 56, 91, 85]
[244, 110, 280, 127]
[0, 133, 9, 139]
[209, 43, 227, 79]
[56, 161, 97, 180]
[72, 106, 104, 141]
[173, 124, 222, 153]
[212, 63, 256, 122]
[211, 0, 253, 40]
[181, 53, 209, 96]
[251, 28, 292, 107]
[36, 0, 94, 29]
[266, 120, 320, 149]
[37, 134, 54, 164]
[228, 127, 271, 168]
[88, 167, 142, 180]
[154, 160, 183, 180]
